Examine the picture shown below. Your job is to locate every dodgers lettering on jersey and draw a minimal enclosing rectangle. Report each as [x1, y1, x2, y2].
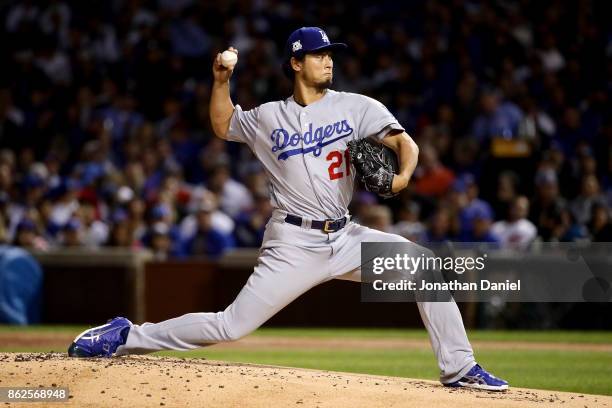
[227, 90, 404, 219]
[271, 120, 354, 160]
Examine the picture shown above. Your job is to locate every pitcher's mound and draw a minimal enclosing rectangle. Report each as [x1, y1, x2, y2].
[0, 353, 608, 407]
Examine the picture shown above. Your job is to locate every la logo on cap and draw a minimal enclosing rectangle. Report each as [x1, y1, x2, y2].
[319, 30, 329, 43]
[292, 40, 302, 52]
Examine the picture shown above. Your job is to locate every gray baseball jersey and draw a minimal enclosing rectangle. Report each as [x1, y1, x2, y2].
[227, 90, 404, 219]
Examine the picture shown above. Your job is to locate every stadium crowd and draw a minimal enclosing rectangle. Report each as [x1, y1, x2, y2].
[0, 0, 611, 259]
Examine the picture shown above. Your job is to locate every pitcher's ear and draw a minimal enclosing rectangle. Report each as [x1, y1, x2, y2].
[290, 56, 303, 73]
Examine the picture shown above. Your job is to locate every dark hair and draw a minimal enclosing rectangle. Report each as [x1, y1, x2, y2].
[282, 55, 305, 80]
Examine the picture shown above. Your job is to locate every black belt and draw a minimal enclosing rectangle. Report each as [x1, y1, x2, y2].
[284, 214, 348, 233]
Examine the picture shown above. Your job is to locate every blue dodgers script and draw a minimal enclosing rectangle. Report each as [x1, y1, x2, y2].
[270, 120, 354, 160]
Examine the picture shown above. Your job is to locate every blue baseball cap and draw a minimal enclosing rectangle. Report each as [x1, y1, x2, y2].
[22, 174, 45, 190]
[152, 204, 170, 219]
[64, 218, 82, 231]
[535, 169, 558, 186]
[451, 173, 476, 193]
[17, 218, 37, 231]
[285, 27, 347, 60]
[471, 202, 494, 221]
[112, 208, 128, 223]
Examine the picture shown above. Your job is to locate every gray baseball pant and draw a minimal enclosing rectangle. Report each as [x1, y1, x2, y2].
[117, 211, 476, 384]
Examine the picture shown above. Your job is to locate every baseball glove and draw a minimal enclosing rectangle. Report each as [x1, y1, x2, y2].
[347, 138, 399, 199]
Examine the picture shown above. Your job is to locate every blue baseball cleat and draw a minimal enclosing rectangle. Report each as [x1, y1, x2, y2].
[68, 317, 132, 358]
[445, 364, 509, 391]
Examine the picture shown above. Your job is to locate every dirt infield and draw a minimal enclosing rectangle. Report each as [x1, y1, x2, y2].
[0, 353, 610, 408]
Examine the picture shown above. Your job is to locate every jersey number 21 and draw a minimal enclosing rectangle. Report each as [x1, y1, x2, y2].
[326, 149, 351, 180]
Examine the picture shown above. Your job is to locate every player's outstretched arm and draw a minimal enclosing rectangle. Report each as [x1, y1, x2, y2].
[210, 47, 238, 140]
[381, 131, 419, 193]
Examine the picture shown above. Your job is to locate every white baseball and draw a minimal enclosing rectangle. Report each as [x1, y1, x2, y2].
[220, 50, 238, 68]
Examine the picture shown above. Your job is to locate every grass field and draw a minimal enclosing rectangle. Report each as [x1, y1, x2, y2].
[1, 326, 611, 396]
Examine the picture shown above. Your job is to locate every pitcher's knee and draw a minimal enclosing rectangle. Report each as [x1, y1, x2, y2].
[219, 312, 258, 342]
[223, 324, 254, 342]
[223, 329, 244, 342]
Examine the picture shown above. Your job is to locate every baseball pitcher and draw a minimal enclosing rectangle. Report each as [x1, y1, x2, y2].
[69, 27, 508, 391]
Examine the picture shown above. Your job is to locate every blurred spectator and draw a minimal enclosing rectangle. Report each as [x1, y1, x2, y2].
[517, 97, 556, 142]
[538, 33, 565, 73]
[453, 174, 495, 239]
[241, 167, 270, 198]
[180, 190, 235, 239]
[554, 107, 589, 157]
[79, 200, 108, 248]
[193, 137, 231, 183]
[107, 209, 134, 248]
[36, 197, 61, 241]
[360, 205, 393, 233]
[0, 212, 7, 244]
[589, 203, 612, 242]
[392, 201, 425, 242]
[349, 191, 378, 224]
[98, 94, 144, 145]
[34, 37, 71, 85]
[86, 16, 120, 63]
[206, 164, 253, 218]
[126, 196, 147, 243]
[492, 171, 519, 221]
[0, 90, 24, 151]
[424, 207, 453, 243]
[235, 193, 273, 247]
[61, 218, 83, 247]
[570, 175, 606, 226]
[183, 201, 234, 259]
[0, 162, 13, 194]
[559, 209, 589, 242]
[21, 173, 46, 208]
[49, 179, 79, 226]
[413, 144, 455, 198]
[147, 222, 176, 260]
[149, 203, 182, 248]
[471, 89, 524, 140]
[0, 0, 608, 255]
[451, 137, 481, 177]
[12, 218, 47, 249]
[462, 205, 500, 244]
[491, 196, 537, 249]
[529, 169, 567, 240]
[5, 1, 40, 34]
[540, 141, 573, 197]
[169, 7, 210, 58]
